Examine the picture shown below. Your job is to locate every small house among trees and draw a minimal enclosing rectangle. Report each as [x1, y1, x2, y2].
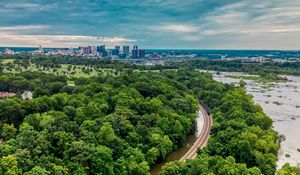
[21, 91, 33, 100]
[0, 92, 15, 98]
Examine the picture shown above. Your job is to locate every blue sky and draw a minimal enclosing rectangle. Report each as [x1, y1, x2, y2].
[0, 0, 300, 49]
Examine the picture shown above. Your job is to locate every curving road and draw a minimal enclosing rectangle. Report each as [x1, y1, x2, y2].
[180, 104, 213, 161]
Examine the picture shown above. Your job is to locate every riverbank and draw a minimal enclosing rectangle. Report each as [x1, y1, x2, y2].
[212, 71, 300, 168]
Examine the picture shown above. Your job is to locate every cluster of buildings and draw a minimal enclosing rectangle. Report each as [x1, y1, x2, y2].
[1, 48, 15, 55]
[3, 46, 300, 63]
[0, 45, 146, 59]
[0, 91, 32, 100]
[221, 56, 265, 63]
[78, 45, 145, 59]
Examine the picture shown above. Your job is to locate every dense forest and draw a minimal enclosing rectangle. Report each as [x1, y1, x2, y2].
[1, 69, 200, 174]
[0, 56, 282, 174]
[166, 59, 300, 76]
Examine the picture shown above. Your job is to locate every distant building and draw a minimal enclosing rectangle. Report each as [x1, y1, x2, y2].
[22, 91, 33, 100]
[132, 45, 139, 58]
[79, 46, 96, 55]
[118, 54, 127, 59]
[79, 46, 89, 55]
[97, 45, 107, 57]
[0, 92, 16, 98]
[32, 45, 45, 55]
[2, 48, 15, 55]
[131, 45, 145, 58]
[38, 45, 43, 52]
[106, 49, 112, 57]
[123, 45, 130, 57]
[67, 48, 75, 55]
[112, 46, 120, 56]
[91, 46, 96, 55]
[139, 49, 145, 58]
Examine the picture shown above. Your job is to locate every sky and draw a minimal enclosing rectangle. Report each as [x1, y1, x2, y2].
[0, 0, 300, 49]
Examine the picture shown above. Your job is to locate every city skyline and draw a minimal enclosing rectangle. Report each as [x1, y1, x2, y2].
[0, 0, 300, 50]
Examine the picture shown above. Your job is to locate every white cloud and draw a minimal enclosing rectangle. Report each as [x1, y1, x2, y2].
[191, 0, 300, 49]
[0, 25, 48, 33]
[0, 24, 136, 47]
[0, 33, 136, 48]
[3, 2, 57, 11]
[156, 24, 199, 33]
[195, 1, 300, 36]
[4, 2, 40, 9]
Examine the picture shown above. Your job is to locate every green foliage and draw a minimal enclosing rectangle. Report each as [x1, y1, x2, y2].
[277, 163, 300, 175]
[168, 59, 300, 76]
[0, 66, 278, 175]
[1, 124, 17, 140]
[24, 166, 51, 175]
[161, 156, 262, 175]
[0, 69, 198, 174]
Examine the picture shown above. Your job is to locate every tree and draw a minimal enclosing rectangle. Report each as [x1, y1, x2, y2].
[0, 155, 22, 175]
[16, 123, 38, 150]
[160, 161, 186, 175]
[97, 122, 117, 146]
[33, 87, 48, 98]
[150, 134, 173, 159]
[277, 163, 299, 175]
[1, 124, 17, 140]
[239, 80, 247, 88]
[24, 166, 50, 175]
[146, 147, 160, 165]
[115, 148, 150, 175]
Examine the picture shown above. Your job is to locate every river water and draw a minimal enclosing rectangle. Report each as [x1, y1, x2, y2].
[211, 71, 300, 168]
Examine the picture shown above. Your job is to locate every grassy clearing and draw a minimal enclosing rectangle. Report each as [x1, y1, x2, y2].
[2, 63, 118, 77]
[0, 59, 16, 64]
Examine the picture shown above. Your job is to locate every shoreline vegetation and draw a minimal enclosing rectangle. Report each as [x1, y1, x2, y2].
[0, 55, 295, 174]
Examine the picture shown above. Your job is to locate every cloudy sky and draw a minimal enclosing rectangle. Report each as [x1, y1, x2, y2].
[0, 0, 300, 49]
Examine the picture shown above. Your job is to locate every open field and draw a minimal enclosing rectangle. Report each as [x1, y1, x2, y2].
[1, 61, 177, 77]
[2, 63, 118, 77]
[0, 59, 15, 64]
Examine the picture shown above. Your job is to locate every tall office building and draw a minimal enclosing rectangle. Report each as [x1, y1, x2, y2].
[123, 45, 130, 57]
[105, 49, 111, 57]
[97, 45, 105, 52]
[91, 46, 96, 56]
[139, 49, 145, 58]
[112, 46, 120, 56]
[79, 46, 90, 55]
[97, 45, 107, 57]
[79, 46, 96, 55]
[132, 45, 139, 58]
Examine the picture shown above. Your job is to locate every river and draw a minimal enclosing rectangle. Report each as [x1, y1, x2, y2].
[211, 71, 300, 168]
